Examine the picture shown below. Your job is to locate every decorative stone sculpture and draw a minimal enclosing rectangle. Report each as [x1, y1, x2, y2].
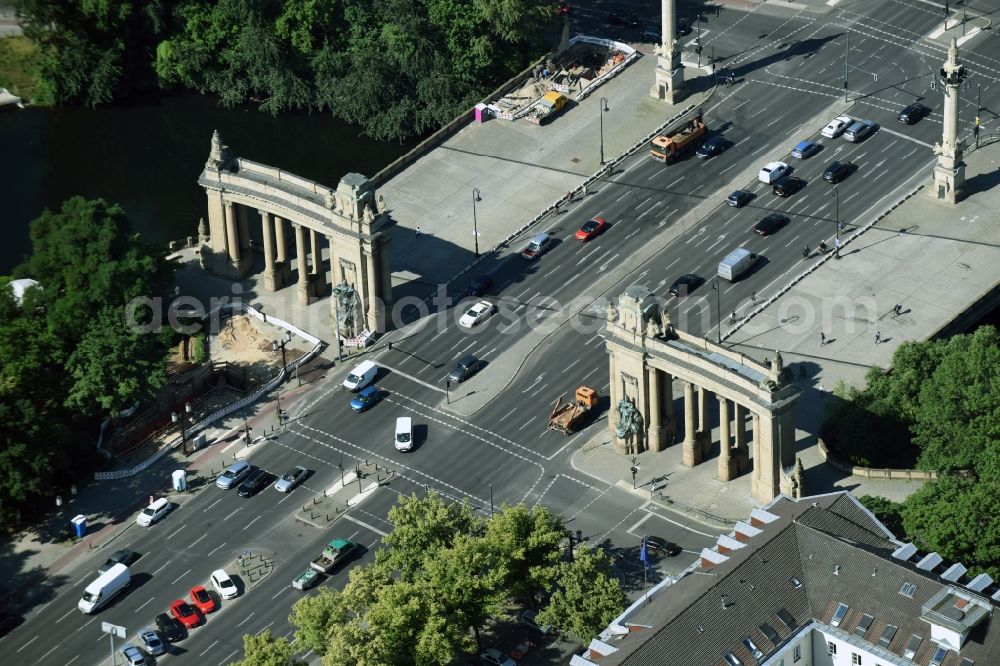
[645, 316, 662, 339]
[332, 282, 364, 339]
[614, 396, 644, 453]
[324, 190, 336, 211]
[606, 301, 619, 322]
[197, 217, 210, 243]
[376, 194, 387, 214]
[363, 203, 375, 225]
[660, 309, 674, 336]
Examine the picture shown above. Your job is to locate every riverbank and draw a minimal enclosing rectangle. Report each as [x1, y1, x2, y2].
[0, 35, 39, 101]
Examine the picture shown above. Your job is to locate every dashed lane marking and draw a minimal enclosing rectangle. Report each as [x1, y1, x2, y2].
[342, 513, 390, 537]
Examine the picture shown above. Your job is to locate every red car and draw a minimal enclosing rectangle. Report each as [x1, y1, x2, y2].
[190, 586, 217, 613]
[169, 599, 199, 628]
[575, 216, 607, 241]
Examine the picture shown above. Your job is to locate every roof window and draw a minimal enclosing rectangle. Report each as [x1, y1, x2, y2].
[831, 602, 849, 627]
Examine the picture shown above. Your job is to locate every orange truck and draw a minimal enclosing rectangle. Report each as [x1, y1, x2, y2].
[548, 386, 598, 434]
[650, 117, 707, 163]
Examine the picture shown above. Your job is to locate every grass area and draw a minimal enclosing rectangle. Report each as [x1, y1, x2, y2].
[0, 35, 41, 101]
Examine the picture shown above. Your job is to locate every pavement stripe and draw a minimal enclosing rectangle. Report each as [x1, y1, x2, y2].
[378, 363, 446, 393]
[877, 125, 933, 148]
[341, 512, 390, 537]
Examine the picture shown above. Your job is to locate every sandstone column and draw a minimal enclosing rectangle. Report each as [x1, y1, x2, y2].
[931, 38, 967, 203]
[718, 396, 734, 481]
[275, 216, 291, 284]
[682, 382, 699, 466]
[696, 386, 711, 458]
[651, 0, 683, 104]
[224, 202, 240, 263]
[260, 211, 279, 292]
[751, 411, 779, 502]
[608, 350, 621, 448]
[646, 367, 664, 452]
[365, 245, 379, 333]
[734, 403, 749, 474]
[294, 223, 309, 305]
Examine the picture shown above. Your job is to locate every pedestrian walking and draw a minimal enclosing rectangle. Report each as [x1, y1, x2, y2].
[750, 291, 757, 306]
[415, 226, 421, 239]
[875, 331, 881, 345]
[387, 341, 393, 351]
[730, 311, 737, 326]
[820, 331, 826, 346]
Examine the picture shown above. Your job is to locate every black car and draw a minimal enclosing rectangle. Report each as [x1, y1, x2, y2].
[448, 355, 483, 383]
[754, 213, 789, 236]
[99, 548, 137, 574]
[608, 10, 640, 28]
[772, 176, 805, 197]
[727, 190, 752, 208]
[155, 612, 185, 642]
[669, 274, 704, 297]
[237, 468, 273, 497]
[464, 274, 492, 297]
[898, 102, 929, 125]
[823, 160, 852, 184]
[645, 536, 682, 556]
[695, 135, 727, 159]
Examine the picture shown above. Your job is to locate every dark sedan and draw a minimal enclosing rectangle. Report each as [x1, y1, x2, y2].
[99, 548, 137, 574]
[155, 612, 185, 642]
[237, 468, 273, 497]
[669, 274, 704, 297]
[696, 135, 727, 159]
[823, 161, 853, 184]
[464, 274, 492, 297]
[754, 214, 790, 236]
[898, 102, 929, 124]
[772, 176, 805, 197]
[448, 355, 483, 383]
[727, 190, 752, 208]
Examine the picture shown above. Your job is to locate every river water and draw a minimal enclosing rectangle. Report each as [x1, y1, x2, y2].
[0, 93, 416, 273]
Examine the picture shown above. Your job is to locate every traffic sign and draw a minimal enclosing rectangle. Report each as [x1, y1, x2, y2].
[101, 622, 126, 638]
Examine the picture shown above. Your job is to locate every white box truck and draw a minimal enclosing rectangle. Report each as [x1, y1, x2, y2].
[78, 563, 130, 613]
[342, 360, 377, 392]
[717, 248, 758, 282]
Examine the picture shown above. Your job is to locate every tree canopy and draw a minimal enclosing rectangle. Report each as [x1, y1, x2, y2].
[0, 196, 175, 524]
[14, 0, 561, 140]
[290, 493, 626, 664]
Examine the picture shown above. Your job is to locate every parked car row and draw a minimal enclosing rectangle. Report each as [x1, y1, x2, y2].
[214, 461, 307, 494]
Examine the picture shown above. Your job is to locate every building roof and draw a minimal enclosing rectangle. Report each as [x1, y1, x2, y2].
[592, 493, 999, 666]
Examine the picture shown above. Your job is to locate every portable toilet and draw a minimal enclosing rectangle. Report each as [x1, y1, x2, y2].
[172, 469, 187, 492]
[71, 515, 87, 539]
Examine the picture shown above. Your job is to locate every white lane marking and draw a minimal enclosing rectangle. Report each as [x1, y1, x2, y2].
[271, 588, 288, 600]
[244, 515, 262, 530]
[38, 645, 60, 662]
[626, 512, 654, 535]
[644, 504, 719, 538]
[17, 636, 39, 652]
[877, 126, 933, 148]
[134, 597, 155, 612]
[151, 560, 171, 576]
[56, 608, 75, 623]
[190, 533, 207, 548]
[199, 639, 220, 656]
[236, 612, 255, 628]
[219, 650, 240, 666]
[170, 568, 192, 585]
[342, 512, 391, 537]
[207, 542, 226, 556]
[203, 498, 223, 512]
[376, 363, 446, 393]
[223, 508, 241, 521]
[165, 524, 186, 539]
[666, 175, 685, 188]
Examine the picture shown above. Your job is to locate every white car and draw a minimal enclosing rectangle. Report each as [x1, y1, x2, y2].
[821, 115, 853, 138]
[136, 497, 171, 527]
[394, 417, 413, 452]
[211, 569, 238, 599]
[458, 300, 496, 328]
[480, 648, 516, 666]
[758, 161, 790, 184]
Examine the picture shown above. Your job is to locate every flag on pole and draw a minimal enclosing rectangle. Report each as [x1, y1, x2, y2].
[639, 536, 648, 564]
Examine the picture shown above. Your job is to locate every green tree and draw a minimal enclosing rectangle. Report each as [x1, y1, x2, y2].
[379, 491, 478, 577]
[900, 474, 1000, 580]
[483, 503, 564, 603]
[858, 495, 905, 538]
[290, 588, 349, 656]
[231, 629, 303, 666]
[536, 549, 626, 643]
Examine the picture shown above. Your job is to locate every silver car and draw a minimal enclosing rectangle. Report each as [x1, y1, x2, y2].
[843, 119, 876, 142]
[216, 460, 251, 489]
[274, 465, 308, 492]
[138, 628, 165, 656]
[120, 644, 148, 666]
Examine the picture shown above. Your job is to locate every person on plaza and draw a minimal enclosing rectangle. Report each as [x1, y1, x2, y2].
[415, 226, 421, 238]
[820, 331, 826, 346]
[750, 291, 757, 306]
[875, 331, 881, 345]
[730, 311, 737, 326]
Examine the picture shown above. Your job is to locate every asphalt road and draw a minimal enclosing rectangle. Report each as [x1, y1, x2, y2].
[4, 2, 1000, 664]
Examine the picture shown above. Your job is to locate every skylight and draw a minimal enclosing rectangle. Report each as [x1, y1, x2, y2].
[854, 614, 873, 637]
[742, 637, 763, 660]
[900, 582, 917, 598]
[777, 609, 797, 631]
[903, 634, 922, 659]
[758, 623, 781, 646]
[790, 577, 802, 588]
[831, 602, 849, 627]
[878, 624, 898, 648]
[724, 653, 743, 666]
[930, 646, 949, 666]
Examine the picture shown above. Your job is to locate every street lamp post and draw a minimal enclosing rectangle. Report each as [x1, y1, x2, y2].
[272, 331, 292, 380]
[844, 30, 850, 102]
[276, 392, 285, 426]
[711, 278, 721, 343]
[696, 14, 702, 68]
[833, 187, 841, 259]
[472, 188, 481, 258]
[599, 97, 610, 165]
[172, 401, 192, 450]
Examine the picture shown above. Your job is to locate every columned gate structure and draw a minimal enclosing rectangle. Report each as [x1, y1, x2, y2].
[605, 286, 801, 503]
[197, 131, 392, 337]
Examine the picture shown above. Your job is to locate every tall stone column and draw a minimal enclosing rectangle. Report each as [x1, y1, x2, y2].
[646, 367, 664, 452]
[365, 245, 380, 333]
[931, 38, 967, 203]
[651, 0, 683, 104]
[717, 396, 734, 481]
[260, 211, 279, 292]
[294, 223, 310, 305]
[734, 403, 749, 474]
[608, 351, 621, 444]
[224, 202, 240, 263]
[696, 386, 711, 458]
[275, 216, 291, 284]
[237, 204, 250, 254]
[682, 382, 700, 466]
[751, 412, 779, 502]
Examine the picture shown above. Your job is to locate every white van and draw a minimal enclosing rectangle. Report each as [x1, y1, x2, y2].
[136, 497, 171, 527]
[394, 417, 413, 452]
[717, 248, 758, 282]
[79, 563, 130, 614]
[343, 360, 378, 392]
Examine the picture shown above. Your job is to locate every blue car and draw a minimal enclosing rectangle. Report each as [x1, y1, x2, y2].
[791, 140, 820, 159]
[350, 385, 380, 412]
